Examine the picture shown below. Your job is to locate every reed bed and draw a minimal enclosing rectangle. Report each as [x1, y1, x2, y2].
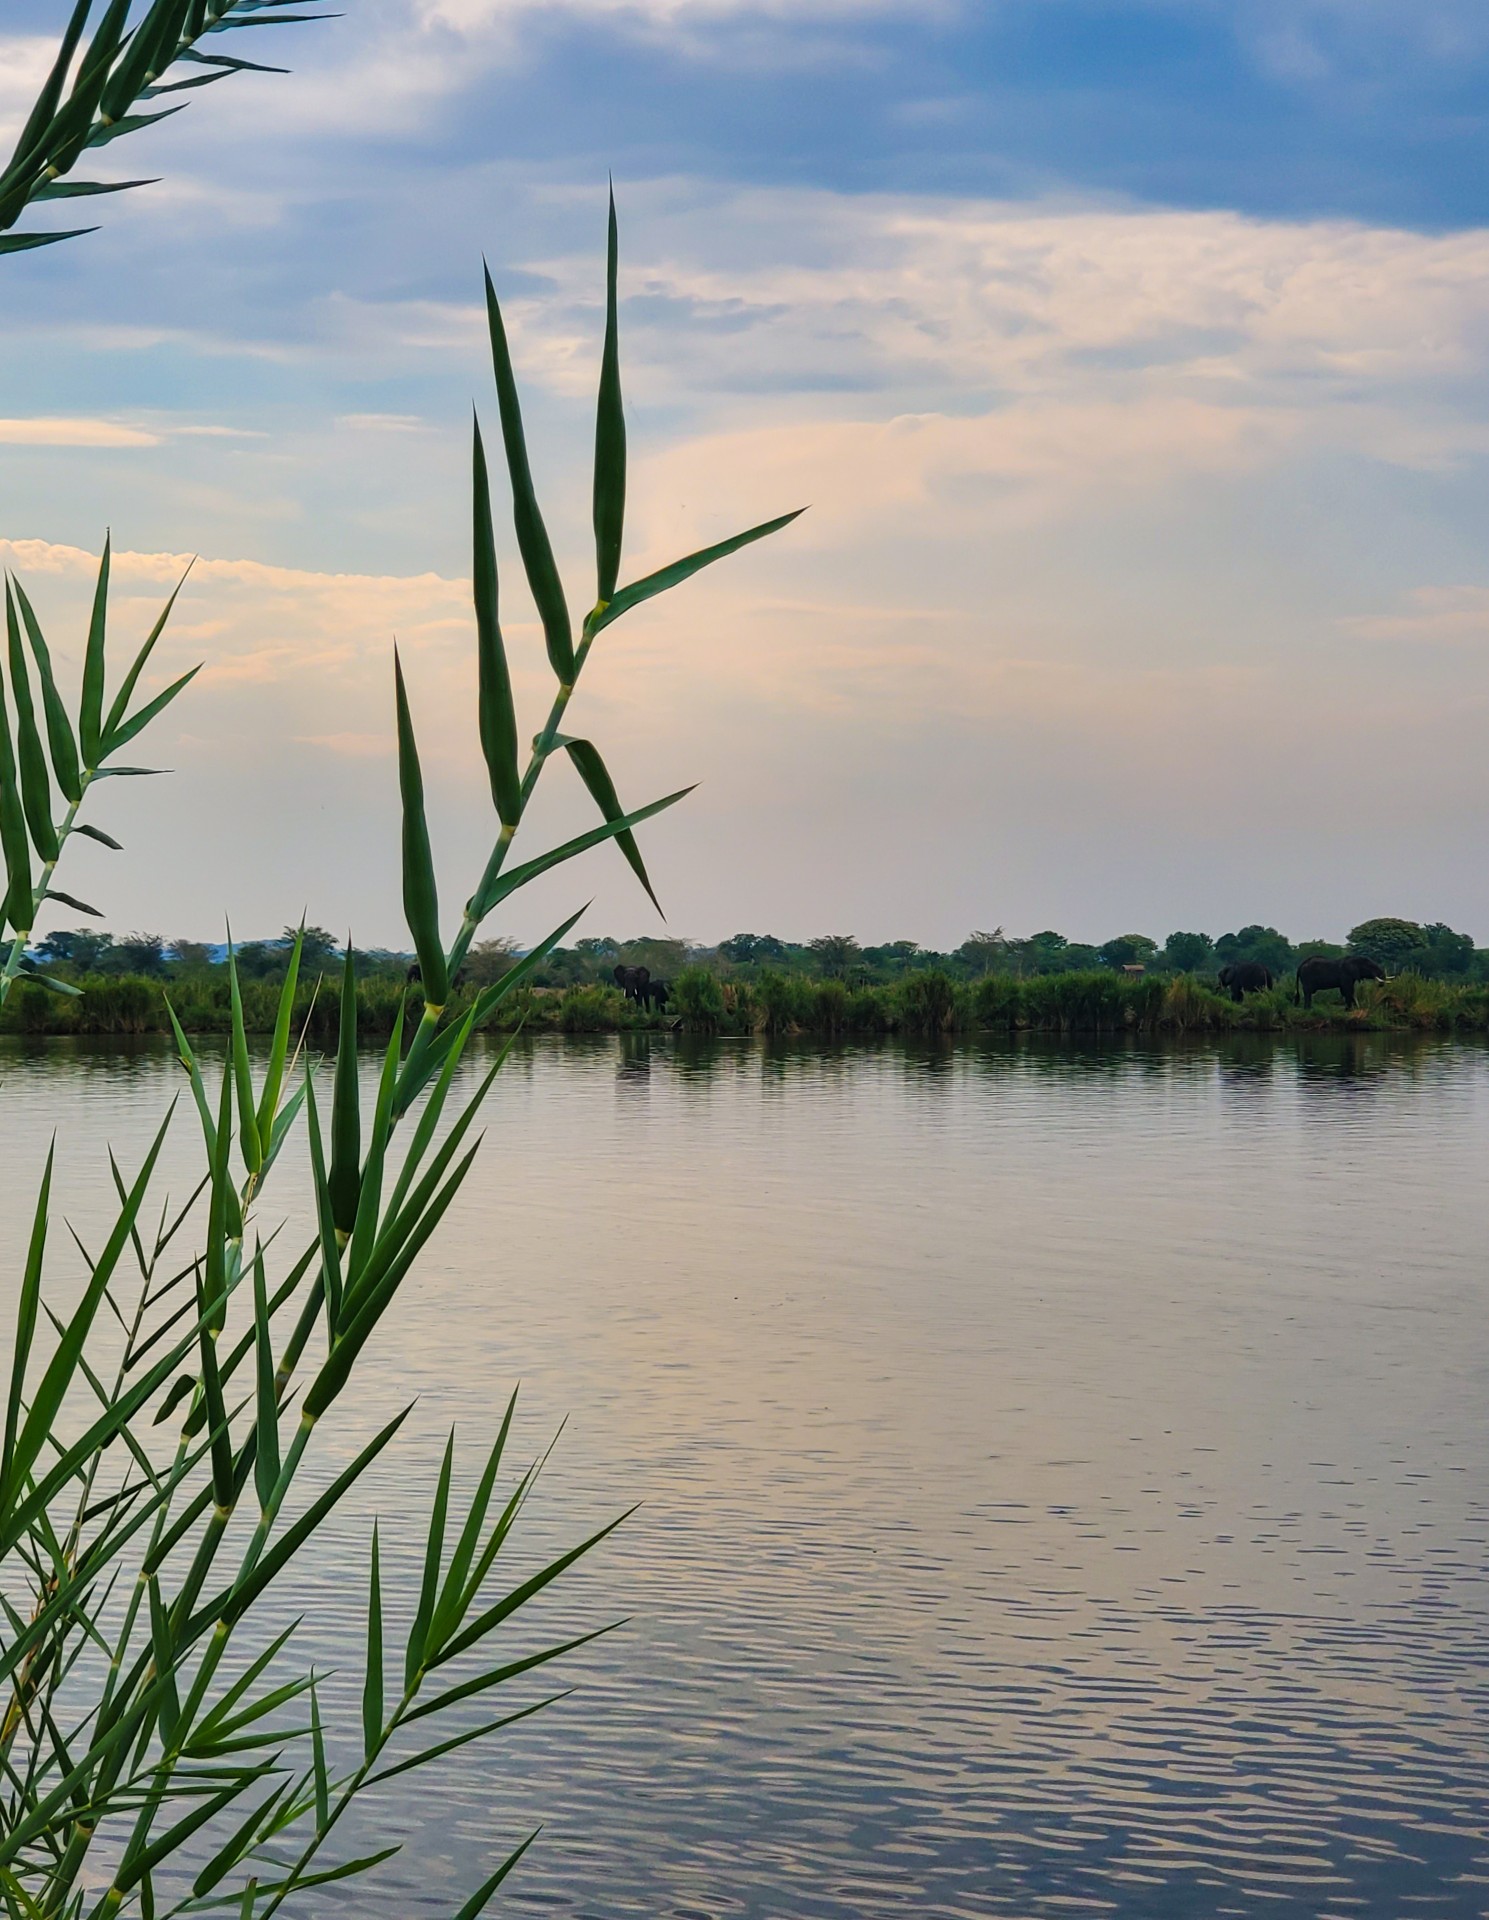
[10, 968, 1488, 1039]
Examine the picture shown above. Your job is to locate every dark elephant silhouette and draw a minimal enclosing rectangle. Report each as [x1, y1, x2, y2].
[640, 977, 671, 1011]
[1217, 962, 1273, 1002]
[613, 964, 651, 1003]
[1296, 954, 1385, 1009]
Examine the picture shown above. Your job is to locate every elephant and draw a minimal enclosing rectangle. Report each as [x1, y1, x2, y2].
[640, 977, 671, 1012]
[612, 963, 651, 1003]
[1217, 962, 1273, 1002]
[1296, 954, 1386, 1009]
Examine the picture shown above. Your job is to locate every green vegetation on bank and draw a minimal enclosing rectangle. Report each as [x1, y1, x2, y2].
[9, 963, 1489, 1039]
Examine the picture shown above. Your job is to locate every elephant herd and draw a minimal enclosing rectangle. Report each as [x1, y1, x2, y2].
[1216, 955, 1387, 1008]
[613, 964, 672, 1011]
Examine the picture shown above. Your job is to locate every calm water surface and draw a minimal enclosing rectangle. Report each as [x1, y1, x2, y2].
[2, 1033, 1488, 1918]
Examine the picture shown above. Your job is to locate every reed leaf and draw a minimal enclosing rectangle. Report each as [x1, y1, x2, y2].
[473, 415, 521, 827]
[4, 584, 57, 863]
[593, 185, 626, 605]
[482, 265, 574, 683]
[562, 737, 661, 914]
[328, 945, 361, 1236]
[79, 536, 110, 768]
[590, 508, 803, 638]
[394, 651, 448, 1004]
[10, 578, 81, 805]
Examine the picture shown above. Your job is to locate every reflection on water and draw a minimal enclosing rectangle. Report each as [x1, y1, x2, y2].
[2, 1032, 1488, 1918]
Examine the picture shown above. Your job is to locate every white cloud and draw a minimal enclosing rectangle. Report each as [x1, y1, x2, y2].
[0, 418, 161, 448]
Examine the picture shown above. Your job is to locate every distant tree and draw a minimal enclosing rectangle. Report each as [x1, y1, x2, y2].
[1295, 939, 1346, 963]
[170, 940, 215, 972]
[619, 936, 689, 977]
[1160, 931, 1213, 973]
[1421, 922, 1475, 977]
[234, 940, 284, 981]
[463, 936, 522, 987]
[956, 929, 1008, 977]
[721, 929, 790, 960]
[808, 934, 862, 979]
[1098, 934, 1158, 971]
[113, 932, 166, 975]
[575, 935, 620, 960]
[862, 940, 922, 977]
[1216, 925, 1295, 973]
[1346, 917, 1427, 971]
[284, 924, 339, 969]
[37, 928, 114, 972]
[1011, 931, 1070, 976]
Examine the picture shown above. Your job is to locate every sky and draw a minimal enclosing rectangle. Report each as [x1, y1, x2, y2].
[2, 0, 1489, 950]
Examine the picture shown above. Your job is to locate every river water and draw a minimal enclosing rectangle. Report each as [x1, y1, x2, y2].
[2, 1033, 1487, 1918]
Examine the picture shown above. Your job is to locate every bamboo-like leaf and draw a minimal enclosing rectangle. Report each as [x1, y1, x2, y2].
[406, 1434, 453, 1688]
[103, 664, 198, 756]
[304, 1075, 344, 1337]
[146, 1576, 181, 1751]
[86, 105, 185, 148]
[427, 1390, 517, 1655]
[191, 1780, 290, 1898]
[434, 1509, 633, 1669]
[472, 414, 520, 827]
[310, 1676, 328, 1831]
[368, 1697, 563, 1790]
[74, 822, 121, 849]
[408, 1628, 613, 1727]
[190, 1621, 302, 1748]
[2, 0, 90, 185]
[43, 889, 101, 916]
[5, 583, 57, 861]
[593, 184, 626, 605]
[252, 1251, 279, 1511]
[4, 1140, 52, 1485]
[347, 1001, 403, 1287]
[203, 1058, 234, 1329]
[79, 535, 110, 768]
[199, 1407, 412, 1631]
[589, 507, 804, 638]
[562, 737, 661, 914]
[450, 1831, 539, 1920]
[11, 578, 81, 804]
[118, 1770, 274, 1892]
[255, 925, 302, 1145]
[152, 1372, 197, 1428]
[0, 662, 34, 935]
[394, 649, 448, 1003]
[482, 264, 574, 683]
[228, 941, 263, 1174]
[32, 177, 157, 199]
[196, 1270, 233, 1508]
[470, 786, 691, 923]
[0, 1105, 173, 1520]
[328, 944, 360, 1236]
[363, 1522, 383, 1761]
[0, 231, 95, 254]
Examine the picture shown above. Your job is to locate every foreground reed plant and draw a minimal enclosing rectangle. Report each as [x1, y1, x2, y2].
[0, 22, 800, 1906]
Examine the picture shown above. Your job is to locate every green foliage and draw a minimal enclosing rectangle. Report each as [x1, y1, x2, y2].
[672, 965, 725, 1032]
[1160, 930, 1214, 973]
[1216, 924, 1295, 973]
[0, 128, 800, 1916]
[1097, 934, 1158, 971]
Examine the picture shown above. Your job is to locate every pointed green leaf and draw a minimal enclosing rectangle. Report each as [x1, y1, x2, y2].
[252, 1251, 279, 1511]
[228, 941, 262, 1174]
[328, 943, 361, 1236]
[74, 822, 121, 849]
[563, 737, 660, 915]
[5, 583, 57, 862]
[483, 263, 574, 682]
[472, 414, 520, 827]
[256, 924, 303, 1145]
[406, 1433, 453, 1688]
[42, 889, 100, 916]
[363, 1521, 383, 1761]
[79, 535, 110, 767]
[394, 650, 448, 1004]
[4, 1140, 52, 1486]
[11, 577, 81, 804]
[470, 786, 691, 923]
[450, 1831, 539, 1920]
[590, 508, 804, 638]
[593, 184, 626, 605]
[103, 664, 198, 756]
[0, 662, 34, 935]
[305, 1074, 344, 1337]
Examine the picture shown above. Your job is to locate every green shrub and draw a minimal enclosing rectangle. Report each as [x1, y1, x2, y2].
[674, 965, 726, 1032]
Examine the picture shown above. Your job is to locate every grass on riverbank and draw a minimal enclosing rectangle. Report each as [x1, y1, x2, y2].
[5, 965, 1488, 1038]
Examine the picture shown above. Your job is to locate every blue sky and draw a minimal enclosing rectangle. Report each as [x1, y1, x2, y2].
[2, 0, 1489, 948]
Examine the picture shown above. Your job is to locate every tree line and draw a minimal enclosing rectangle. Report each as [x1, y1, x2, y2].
[27, 916, 1488, 990]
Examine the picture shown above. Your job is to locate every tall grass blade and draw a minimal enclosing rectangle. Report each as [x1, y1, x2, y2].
[593, 185, 625, 605]
[482, 264, 574, 683]
[473, 415, 521, 827]
[328, 945, 361, 1236]
[363, 1523, 382, 1761]
[12, 577, 81, 805]
[79, 536, 110, 767]
[0, 659, 34, 935]
[256, 925, 303, 1145]
[252, 1251, 279, 1511]
[4, 1140, 53, 1484]
[450, 1830, 539, 1919]
[394, 649, 448, 1004]
[590, 508, 804, 637]
[562, 738, 661, 914]
[406, 1433, 453, 1687]
[471, 786, 691, 922]
[228, 942, 263, 1175]
[5, 583, 58, 862]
